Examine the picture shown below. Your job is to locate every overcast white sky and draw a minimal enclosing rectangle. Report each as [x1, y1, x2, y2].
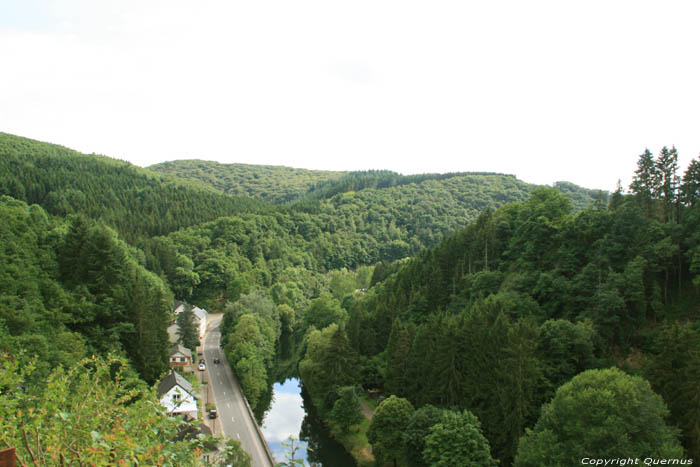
[1, 1, 699, 190]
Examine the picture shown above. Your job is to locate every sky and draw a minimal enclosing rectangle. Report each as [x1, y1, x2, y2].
[1, 1, 699, 191]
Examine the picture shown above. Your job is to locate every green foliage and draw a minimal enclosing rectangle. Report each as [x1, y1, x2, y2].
[0, 355, 202, 465]
[274, 436, 306, 467]
[423, 410, 497, 467]
[150, 159, 346, 204]
[514, 368, 684, 466]
[176, 307, 200, 353]
[403, 404, 444, 467]
[329, 386, 364, 433]
[0, 198, 170, 383]
[221, 291, 282, 408]
[538, 319, 596, 395]
[299, 324, 358, 407]
[645, 323, 700, 461]
[216, 439, 252, 467]
[0, 133, 267, 244]
[367, 395, 415, 466]
[303, 293, 348, 331]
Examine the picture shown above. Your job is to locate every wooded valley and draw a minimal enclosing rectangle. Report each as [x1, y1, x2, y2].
[1, 132, 698, 466]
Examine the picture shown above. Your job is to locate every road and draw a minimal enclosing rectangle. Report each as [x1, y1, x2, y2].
[203, 314, 274, 467]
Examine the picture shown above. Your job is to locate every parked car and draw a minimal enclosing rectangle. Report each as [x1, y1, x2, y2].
[213, 357, 221, 364]
[209, 408, 217, 419]
[198, 362, 206, 371]
[199, 358, 205, 364]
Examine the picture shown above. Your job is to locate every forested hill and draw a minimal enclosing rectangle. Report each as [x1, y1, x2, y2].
[149, 159, 347, 203]
[0, 133, 268, 242]
[149, 159, 605, 209]
[341, 182, 700, 463]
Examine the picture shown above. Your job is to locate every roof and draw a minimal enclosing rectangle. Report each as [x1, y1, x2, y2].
[192, 306, 208, 321]
[167, 323, 180, 343]
[157, 371, 194, 398]
[170, 344, 192, 359]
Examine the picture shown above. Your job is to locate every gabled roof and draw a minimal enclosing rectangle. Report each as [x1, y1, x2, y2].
[192, 306, 208, 321]
[157, 371, 194, 398]
[170, 344, 192, 359]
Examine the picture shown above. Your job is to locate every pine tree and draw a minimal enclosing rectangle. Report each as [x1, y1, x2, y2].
[680, 158, 700, 206]
[656, 146, 680, 222]
[629, 148, 659, 217]
[177, 307, 200, 353]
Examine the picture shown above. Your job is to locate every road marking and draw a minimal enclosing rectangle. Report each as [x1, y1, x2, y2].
[236, 433, 240, 439]
[232, 417, 235, 422]
[227, 403, 230, 408]
[223, 391, 226, 396]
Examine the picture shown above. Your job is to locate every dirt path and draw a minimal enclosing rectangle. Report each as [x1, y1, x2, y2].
[360, 400, 374, 420]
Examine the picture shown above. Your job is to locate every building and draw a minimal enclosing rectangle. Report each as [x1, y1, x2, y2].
[169, 344, 193, 369]
[191, 306, 209, 340]
[157, 371, 198, 419]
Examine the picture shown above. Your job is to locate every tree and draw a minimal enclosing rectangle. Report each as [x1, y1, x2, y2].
[656, 146, 680, 223]
[680, 158, 700, 206]
[329, 386, 364, 433]
[629, 148, 659, 217]
[303, 292, 348, 330]
[538, 319, 595, 393]
[217, 439, 252, 467]
[422, 410, 497, 467]
[299, 324, 358, 404]
[403, 404, 444, 467]
[514, 368, 684, 466]
[274, 436, 305, 467]
[645, 323, 700, 461]
[177, 307, 200, 353]
[0, 355, 202, 465]
[367, 395, 415, 467]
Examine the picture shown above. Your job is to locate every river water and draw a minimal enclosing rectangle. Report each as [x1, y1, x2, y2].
[260, 378, 357, 467]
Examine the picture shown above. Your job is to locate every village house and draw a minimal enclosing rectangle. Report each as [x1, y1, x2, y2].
[173, 301, 209, 341]
[157, 371, 198, 419]
[169, 343, 193, 370]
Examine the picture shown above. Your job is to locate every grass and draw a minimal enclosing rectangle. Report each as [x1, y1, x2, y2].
[331, 417, 375, 467]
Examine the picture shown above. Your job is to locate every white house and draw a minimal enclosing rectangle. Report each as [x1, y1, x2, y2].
[173, 301, 208, 341]
[157, 371, 198, 419]
[192, 306, 209, 340]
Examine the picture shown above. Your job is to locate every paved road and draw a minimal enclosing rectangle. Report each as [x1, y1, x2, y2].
[203, 314, 274, 467]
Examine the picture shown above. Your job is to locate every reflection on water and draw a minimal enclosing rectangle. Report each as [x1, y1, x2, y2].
[261, 379, 310, 462]
[260, 378, 356, 467]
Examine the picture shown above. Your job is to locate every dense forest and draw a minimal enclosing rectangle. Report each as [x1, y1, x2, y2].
[0, 133, 268, 243]
[150, 159, 346, 203]
[292, 148, 700, 465]
[1, 132, 698, 465]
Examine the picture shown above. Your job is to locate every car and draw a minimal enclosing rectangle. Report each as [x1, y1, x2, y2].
[198, 362, 206, 371]
[213, 357, 220, 364]
[209, 408, 217, 419]
[199, 358, 205, 364]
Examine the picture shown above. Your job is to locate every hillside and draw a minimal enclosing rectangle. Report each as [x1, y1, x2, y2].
[149, 159, 347, 203]
[148, 159, 605, 210]
[0, 133, 268, 242]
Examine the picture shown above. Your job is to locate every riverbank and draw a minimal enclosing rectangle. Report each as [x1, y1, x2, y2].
[312, 394, 378, 467]
[260, 379, 357, 466]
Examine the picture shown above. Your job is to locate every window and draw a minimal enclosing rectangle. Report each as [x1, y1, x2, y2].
[173, 393, 181, 401]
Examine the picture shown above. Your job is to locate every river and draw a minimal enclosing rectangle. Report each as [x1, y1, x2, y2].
[260, 378, 357, 467]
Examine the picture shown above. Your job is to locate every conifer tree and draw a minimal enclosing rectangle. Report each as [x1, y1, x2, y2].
[629, 148, 659, 217]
